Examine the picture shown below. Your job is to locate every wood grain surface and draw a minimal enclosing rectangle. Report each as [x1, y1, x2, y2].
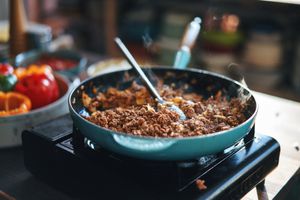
[243, 92, 300, 200]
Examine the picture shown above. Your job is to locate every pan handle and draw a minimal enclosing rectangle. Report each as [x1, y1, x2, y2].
[173, 17, 201, 69]
[112, 134, 175, 152]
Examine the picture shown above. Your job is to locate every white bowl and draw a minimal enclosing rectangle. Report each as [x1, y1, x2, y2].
[0, 74, 73, 148]
[87, 58, 131, 77]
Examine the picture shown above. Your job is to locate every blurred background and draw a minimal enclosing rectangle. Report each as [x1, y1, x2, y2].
[1, 0, 300, 101]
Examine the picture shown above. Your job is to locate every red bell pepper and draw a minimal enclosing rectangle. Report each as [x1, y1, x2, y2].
[14, 65, 60, 109]
[0, 63, 14, 75]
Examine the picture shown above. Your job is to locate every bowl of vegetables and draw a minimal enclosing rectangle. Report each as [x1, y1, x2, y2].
[0, 63, 71, 147]
[14, 49, 87, 78]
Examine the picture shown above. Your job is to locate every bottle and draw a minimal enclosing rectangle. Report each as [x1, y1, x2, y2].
[9, 0, 27, 57]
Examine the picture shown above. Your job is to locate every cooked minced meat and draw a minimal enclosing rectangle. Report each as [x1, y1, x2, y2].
[82, 81, 247, 138]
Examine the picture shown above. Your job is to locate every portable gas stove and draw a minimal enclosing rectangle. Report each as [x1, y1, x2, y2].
[22, 114, 280, 200]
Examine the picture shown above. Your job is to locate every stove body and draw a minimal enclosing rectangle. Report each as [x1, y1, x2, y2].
[22, 115, 280, 200]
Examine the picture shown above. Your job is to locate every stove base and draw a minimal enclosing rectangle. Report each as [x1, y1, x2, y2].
[22, 114, 280, 200]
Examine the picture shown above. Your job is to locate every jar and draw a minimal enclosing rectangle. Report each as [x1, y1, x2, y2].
[243, 27, 283, 70]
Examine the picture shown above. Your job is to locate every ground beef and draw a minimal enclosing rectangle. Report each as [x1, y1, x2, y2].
[82, 81, 247, 138]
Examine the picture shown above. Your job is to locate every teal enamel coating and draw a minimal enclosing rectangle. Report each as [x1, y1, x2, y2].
[70, 109, 256, 160]
[68, 67, 258, 161]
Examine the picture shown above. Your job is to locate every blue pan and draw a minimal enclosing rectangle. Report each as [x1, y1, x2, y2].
[68, 67, 257, 161]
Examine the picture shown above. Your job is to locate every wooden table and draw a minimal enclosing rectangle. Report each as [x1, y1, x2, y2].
[243, 92, 300, 200]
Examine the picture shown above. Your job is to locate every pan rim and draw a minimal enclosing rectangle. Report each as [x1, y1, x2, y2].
[68, 67, 258, 141]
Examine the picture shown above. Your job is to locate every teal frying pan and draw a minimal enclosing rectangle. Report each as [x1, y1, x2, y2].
[68, 67, 257, 161]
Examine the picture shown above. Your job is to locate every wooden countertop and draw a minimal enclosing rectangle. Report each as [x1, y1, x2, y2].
[243, 92, 300, 200]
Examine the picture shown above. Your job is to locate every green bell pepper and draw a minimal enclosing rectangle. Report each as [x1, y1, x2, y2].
[0, 63, 17, 92]
[0, 74, 17, 92]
